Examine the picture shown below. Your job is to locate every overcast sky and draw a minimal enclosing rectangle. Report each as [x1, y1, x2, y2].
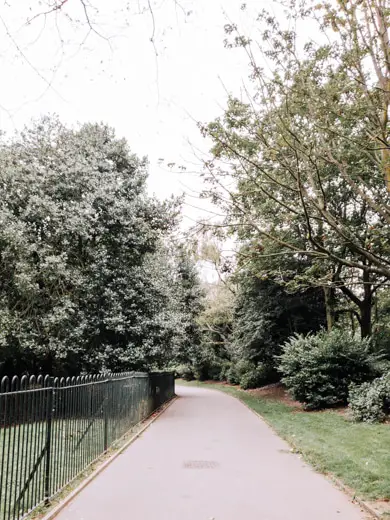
[0, 0, 284, 282]
[0, 0, 270, 225]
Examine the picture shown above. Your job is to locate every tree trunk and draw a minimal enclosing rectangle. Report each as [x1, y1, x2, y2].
[350, 310, 356, 335]
[323, 286, 333, 331]
[359, 301, 372, 338]
[359, 269, 372, 338]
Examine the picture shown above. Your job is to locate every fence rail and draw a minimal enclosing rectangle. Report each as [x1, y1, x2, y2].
[0, 371, 174, 520]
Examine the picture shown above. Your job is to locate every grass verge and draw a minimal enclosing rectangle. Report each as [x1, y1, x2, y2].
[177, 380, 390, 509]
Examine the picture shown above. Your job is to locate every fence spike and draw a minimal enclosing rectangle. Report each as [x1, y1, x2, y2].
[1, 375, 9, 392]
[11, 375, 19, 391]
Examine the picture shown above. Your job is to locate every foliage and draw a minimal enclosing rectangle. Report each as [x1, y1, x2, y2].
[219, 361, 231, 381]
[170, 248, 205, 366]
[239, 370, 258, 390]
[372, 288, 390, 359]
[226, 364, 240, 385]
[194, 359, 222, 381]
[225, 359, 266, 388]
[232, 271, 326, 375]
[193, 281, 233, 381]
[238, 364, 272, 390]
[0, 117, 203, 376]
[278, 329, 378, 410]
[202, 0, 390, 339]
[175, 365, 195, 381]
[194, 268, 326, 388]
[197, 282, 233, 355]
[349, 372, 390, 423]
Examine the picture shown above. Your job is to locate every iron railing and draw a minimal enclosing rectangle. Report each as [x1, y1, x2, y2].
[0, 371, 174, 520]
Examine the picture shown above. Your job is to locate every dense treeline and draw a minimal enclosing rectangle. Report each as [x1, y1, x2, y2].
[1, 0, 389, 424]
[0, 117, 203, 378]
[178, 0, 390, 422]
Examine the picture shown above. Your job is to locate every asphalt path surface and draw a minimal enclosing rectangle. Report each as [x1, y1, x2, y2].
[54, 385, 369, 520]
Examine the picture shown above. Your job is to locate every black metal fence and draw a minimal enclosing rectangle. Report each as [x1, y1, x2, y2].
[0, 371, 174, 520]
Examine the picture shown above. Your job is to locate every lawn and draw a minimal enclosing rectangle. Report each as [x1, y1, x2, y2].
[177, 380, 390, 505]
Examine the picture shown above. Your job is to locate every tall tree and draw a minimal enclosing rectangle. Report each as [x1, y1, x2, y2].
[201, 0, 390, 337]
[232, 266, 326, 373]
[171, 246, 205, 366]
[0, 117, 179, 376]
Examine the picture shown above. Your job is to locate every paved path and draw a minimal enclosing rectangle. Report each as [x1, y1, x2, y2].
[55, 385, 368, 520]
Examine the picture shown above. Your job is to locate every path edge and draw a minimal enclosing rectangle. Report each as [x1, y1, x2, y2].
[202, 384, 380, 520]
[40, 395, 179, 520]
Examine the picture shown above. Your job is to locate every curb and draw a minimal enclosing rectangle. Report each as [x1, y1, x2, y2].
[40, 395, 179, 520]
[199, 384, 381, 520]
[328, 476, 381, 520]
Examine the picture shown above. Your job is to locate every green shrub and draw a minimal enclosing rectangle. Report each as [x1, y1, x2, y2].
[219, 361, 231, 381]
[227, 360, 254, 385]
[278, 329, 377, 410]
[176, 365, 195, 381]
[348, 372, 390, 423]
[240, 369, 261, 390]
[207, 362, 224, 381]
[227, 364, 240, 384]
[239, 364, 279, 390]
[194, 359, 229, 381]
[236, 359, 254, 377]
[194, 362, 211, 381]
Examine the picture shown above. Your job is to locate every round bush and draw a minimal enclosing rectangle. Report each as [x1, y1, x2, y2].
[227, 365, 240, 385]
[176, 365, 195, 381]
[227, 360, 255, 385]
[219, 361, 231, 382]
[240, 370, 260, 390]
[348, 372, 390, 423]
[239, 364, 279, 390]
[278, 329, 377, 410]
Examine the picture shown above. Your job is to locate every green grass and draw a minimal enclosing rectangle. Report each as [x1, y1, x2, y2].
[177, 380, 390, 502]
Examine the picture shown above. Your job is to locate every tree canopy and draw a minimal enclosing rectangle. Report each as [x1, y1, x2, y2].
[0, 117, 203, 376]
[201, 0, 390, 339]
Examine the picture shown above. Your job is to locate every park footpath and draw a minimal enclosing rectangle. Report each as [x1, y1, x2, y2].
[52, 385, 370, 520]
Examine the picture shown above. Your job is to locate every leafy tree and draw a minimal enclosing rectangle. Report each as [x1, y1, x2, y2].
[198, 282, 234, 357]
[0, 117, 181, 376]
[195, 281, 234, 380]
[232, 269, 326, 376]
[201, 0, 390, 338]
[171, 246, 205, 366]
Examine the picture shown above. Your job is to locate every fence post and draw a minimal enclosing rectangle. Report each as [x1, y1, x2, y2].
[44, 386, 54, 504]
[103, 380, 109, 452]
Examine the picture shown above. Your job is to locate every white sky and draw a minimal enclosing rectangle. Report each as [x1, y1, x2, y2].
[0, 1, 265, 213]
[0, 0, 280, 281]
